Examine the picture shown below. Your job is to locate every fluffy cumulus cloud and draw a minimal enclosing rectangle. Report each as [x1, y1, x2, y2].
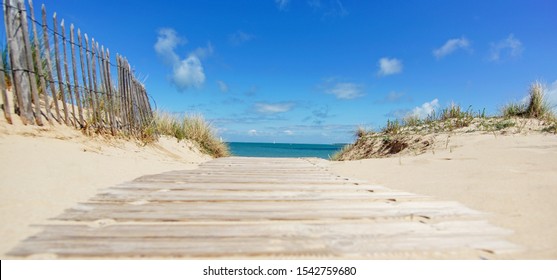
[248, 129, 258, 136]
[171, 56, 205, 90]
[377, 57, 403, 76]
[154, 28, 181, 65]
[325, 82, 364, 99]
[283, 130, 294, 135]
[433, 37, 470, 59]
[275, 0, 290, 10]
[154, 28, 211, 91]
[489, 34, 523, 61]
[408, 99, 439, 119]
[254, 102, 295, 114]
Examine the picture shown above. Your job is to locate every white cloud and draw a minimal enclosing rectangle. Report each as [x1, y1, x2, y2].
[325, 82, 364, 99]
[284, 130, 294, 135]
[408, 99, 439, 119]
[433, 37, 470, 59]
[171, 55, 205, 90]
[489, 34, 523, 61]
[254, 102, 295, 114]
[217, 80, 229, 93]
[229, 31, 254, 46]
[248, 129, 258, 136]
[276, 0, 290, 10]
[154, 28, 182, 65]
[377, 57, 403, 76]
[154, 28, 210, 91]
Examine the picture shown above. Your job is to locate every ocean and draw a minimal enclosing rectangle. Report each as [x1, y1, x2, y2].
[227, 142, 346, 159]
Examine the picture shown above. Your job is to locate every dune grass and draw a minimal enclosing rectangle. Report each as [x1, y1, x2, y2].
[332, 81, 556, 161]
[502, 81, 555, 120]
[144, 111, 230, 158]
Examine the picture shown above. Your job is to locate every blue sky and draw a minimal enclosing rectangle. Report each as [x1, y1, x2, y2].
[6, 0, 557, 143]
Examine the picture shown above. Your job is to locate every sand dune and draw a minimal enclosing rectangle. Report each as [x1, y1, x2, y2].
[330, 132, 557, 259]
[0, 115, 210, 258]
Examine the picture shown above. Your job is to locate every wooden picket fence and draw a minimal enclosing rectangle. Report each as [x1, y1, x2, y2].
[0, 0, 153, 136]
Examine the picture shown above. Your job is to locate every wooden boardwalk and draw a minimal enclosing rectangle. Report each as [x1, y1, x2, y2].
[9, 157, 520, 259]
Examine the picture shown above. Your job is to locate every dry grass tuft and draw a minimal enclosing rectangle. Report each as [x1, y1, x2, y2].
[145, 111, 229, 158]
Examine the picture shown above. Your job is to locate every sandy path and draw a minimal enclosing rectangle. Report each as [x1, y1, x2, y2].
[330, 133, 557, 259]
[0, 118, 209, 258]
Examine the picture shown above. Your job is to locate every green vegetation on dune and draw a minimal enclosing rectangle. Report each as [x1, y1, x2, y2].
[332, 82, 556, 161]
[143, 111, 230, 158]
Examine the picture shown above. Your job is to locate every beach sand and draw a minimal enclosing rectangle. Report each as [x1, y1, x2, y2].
[330, 132, 557, 259]
[0, 116, 210, 258]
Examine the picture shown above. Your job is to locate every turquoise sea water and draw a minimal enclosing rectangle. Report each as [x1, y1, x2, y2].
[227, 142, 346, 159]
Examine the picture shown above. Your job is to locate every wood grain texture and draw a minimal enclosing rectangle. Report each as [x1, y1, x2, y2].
[8, 157, 521, 259]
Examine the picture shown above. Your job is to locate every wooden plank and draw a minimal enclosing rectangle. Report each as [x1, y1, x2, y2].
[114, 182, 386, 192]
[9, 221, 517, 258]
[55, 201, 481, 222]
[91, 189, 426, 203]
[69, 24, 84, 126]
[28, 0, 51, 123]
[52, 13, 69, 125]
[41, 4, 61, 123]
[18, 220, 512, 240]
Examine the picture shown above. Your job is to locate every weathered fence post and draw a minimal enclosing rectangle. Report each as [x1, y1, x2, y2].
[28, 0, 51, 123]
[84, 34, 97, 127]
[60, 20, 77, 128]
[4, 0, 33, 124]
[17, 0, 43, 125]
[69, 24, 84, 126]
[52, 13, 69, 125]
[77, 29, 92, 125]
[90, 38, 101, 128]
[41, 4, 61, 123]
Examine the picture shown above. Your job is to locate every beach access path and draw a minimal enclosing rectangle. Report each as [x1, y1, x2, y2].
[8, 157, 520, 259]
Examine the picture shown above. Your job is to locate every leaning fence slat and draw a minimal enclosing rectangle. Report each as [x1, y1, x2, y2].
[84, 35, 97, 128]
[105, 48, 116, 133]
[117, 56, 129, 133]
[52, 13, 69, 125]
[5, 0, 31, 124]
[41, 5, 61, 123]
[69, 24, 84, 126]
[60, 20, 77, 128]
[100, 46, 115, 135]
[124, 59, 134, 132]
[0, 50, 12, 123]
[18, 1, 43, 125]
[77, 29, 91, 125]
[28, 0, 50, 123]
[96, 43, 108, 128]
[90, 39, 101, 128]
